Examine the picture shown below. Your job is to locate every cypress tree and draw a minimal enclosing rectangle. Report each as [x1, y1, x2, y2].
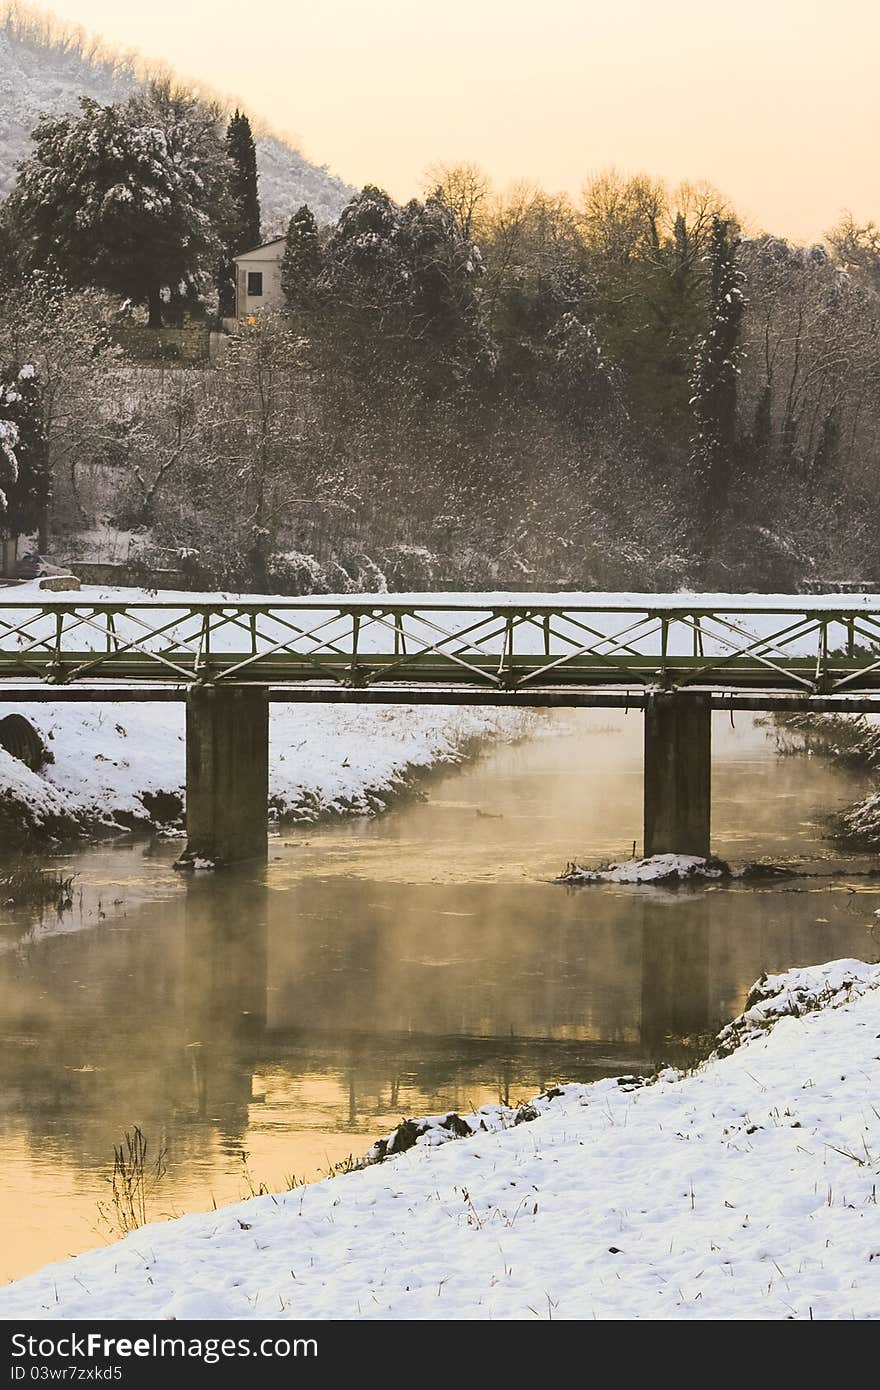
[281, 205, 322, 309]
[227, 110, 261, 253]
[219, 110, 261, 315]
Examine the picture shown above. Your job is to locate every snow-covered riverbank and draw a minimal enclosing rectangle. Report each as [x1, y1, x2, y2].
[0, 700, 533, 844]
[771, 711, 880, 848]
[1, 957, 878, 1320]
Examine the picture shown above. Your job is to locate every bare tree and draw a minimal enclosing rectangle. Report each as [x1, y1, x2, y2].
[826, 213, 880, 293]
[422, 161, 491, 239]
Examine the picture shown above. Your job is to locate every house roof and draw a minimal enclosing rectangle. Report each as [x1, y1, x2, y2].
[233, 236, 286, 261]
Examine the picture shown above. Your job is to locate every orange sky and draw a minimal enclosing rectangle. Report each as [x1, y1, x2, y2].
[32, 0, 880, 241]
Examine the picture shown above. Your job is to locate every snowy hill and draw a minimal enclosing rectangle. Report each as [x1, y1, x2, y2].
[0, 19, 355, 226]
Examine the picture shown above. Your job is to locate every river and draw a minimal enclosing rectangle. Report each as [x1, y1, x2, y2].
[1, 709, 877, 1283]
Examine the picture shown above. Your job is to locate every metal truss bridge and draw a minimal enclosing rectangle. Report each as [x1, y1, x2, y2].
[0, 592, 880, 710]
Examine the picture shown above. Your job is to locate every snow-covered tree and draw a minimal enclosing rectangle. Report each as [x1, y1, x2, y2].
[321, 185, 402, 315]
[394, 196, 482, 345]
[546, 312, 620, 424]
[0, 204, 19, 293]
[0, 272, 120, 542]
[478, 189, 619, 416]
[0, 411, 18, 516]
[738, 237, 875, 478]
[0, 364, 48, 539]
[281, 205, 322, 310]
[12, 84, 231, 325]
[689, 216, 744, 528]
[827, 214, 880, 294]
[320, 186, 484, 385]
[181, 315, 353, 590]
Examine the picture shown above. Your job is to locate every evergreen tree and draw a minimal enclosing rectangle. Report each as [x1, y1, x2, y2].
[0, 365, 48, 539]
[321, 186, 485, 385]
[226, 110, 261, 252]
[324, 186, 401, 296]
[689, 217, 744, 535]
[281, 205, 322, 309]
[0, 206, 20, 294]
[219, 109, 261, 315]
[395, 197, 482, 346]
[12, 87, 231, 326]
[0, 406, 17, 524]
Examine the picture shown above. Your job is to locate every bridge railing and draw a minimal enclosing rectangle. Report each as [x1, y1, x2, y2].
[0, 596, 879, 693]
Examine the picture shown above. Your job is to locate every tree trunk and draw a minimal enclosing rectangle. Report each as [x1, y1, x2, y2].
[0, 534, 19, 579]
[247, 533, 270, 594]
[147, 287, 163, 329]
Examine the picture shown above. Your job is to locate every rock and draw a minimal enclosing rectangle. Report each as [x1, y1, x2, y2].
[0, 714, 51, 771]
[440, 1112, 473, 1138]
[172, 853, 217, 872]
[385, 1119, 423, 1155]
[514, 1104, 539, 1125]
[38, 575, 80, 592]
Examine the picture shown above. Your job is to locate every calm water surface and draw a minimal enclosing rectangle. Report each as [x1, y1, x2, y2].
[1, 711, 878, 1282]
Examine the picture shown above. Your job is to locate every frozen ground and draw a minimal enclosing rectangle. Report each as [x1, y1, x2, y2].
[1, 958, 878, 1320]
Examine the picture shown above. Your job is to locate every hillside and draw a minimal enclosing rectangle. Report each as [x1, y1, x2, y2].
[0, 14, 355, 227]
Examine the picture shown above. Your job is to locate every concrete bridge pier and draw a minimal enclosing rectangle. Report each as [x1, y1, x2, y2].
[643, 693, 711, 858]
[183, 687, 269, 866]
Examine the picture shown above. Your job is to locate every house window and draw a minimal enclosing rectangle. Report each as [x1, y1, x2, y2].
[247, 271, 263, 297]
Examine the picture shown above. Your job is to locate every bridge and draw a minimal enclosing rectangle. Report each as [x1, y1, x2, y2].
[1, 590, 879, 864]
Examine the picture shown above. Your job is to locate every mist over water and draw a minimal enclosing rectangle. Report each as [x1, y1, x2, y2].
[1, 711, 877, 1282]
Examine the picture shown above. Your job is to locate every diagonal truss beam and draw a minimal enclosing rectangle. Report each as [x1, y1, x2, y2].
[0, 598, 879, 698]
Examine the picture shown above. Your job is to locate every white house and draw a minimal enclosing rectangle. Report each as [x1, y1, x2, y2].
[233, 237, 286, 318]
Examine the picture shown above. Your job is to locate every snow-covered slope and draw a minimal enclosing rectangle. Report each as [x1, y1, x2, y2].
[254, 132, 354, 233]
[0, 22, 354, 225]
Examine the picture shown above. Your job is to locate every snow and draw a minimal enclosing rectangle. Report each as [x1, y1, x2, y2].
[8, 581, 880, 612]
[2, 580, 876, 672]
[840, 791, 880, 844]
[714, 959, 880, 1054]
[6, 583, 876, 636]
[559, 853, 726, 883]
[1, 958, 878, 1320]
[0, 742, 72, 827]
